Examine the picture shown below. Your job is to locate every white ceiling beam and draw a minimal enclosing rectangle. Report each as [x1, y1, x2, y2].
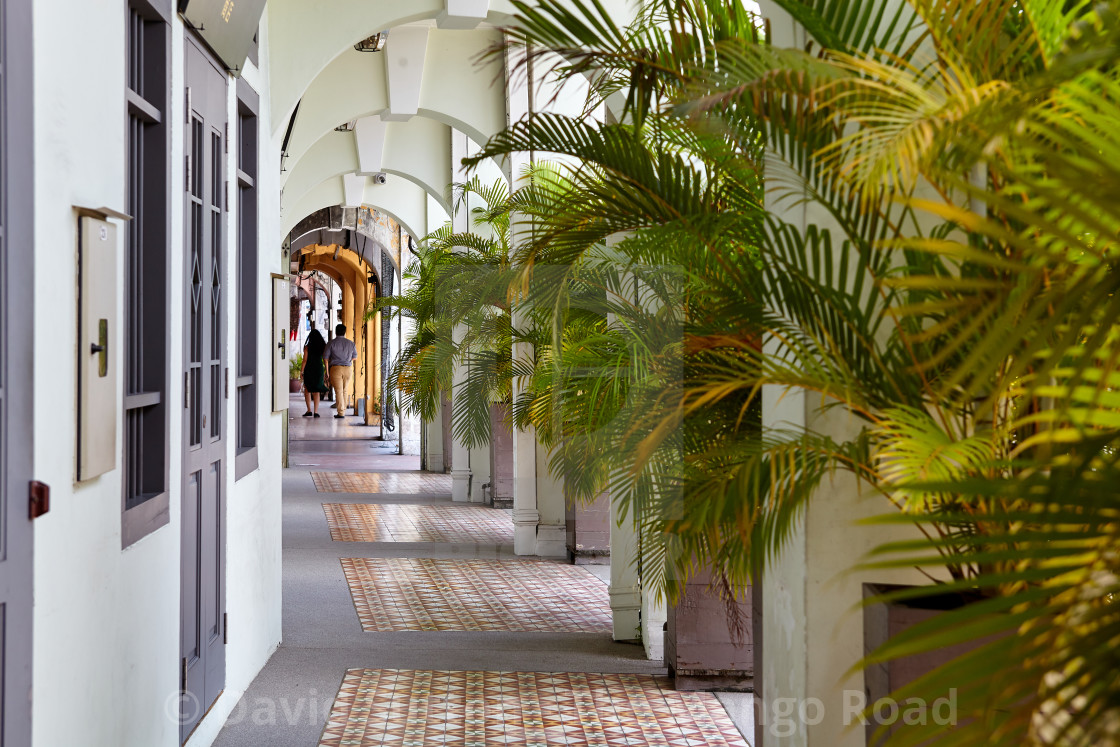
[354, 116, 390, 175]
[438, 0, 489, 29]
[342, 173, 366, 208]
[383, 25, 431, 122]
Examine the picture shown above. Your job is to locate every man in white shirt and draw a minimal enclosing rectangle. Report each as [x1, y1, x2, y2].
[323, 323, 358, 418]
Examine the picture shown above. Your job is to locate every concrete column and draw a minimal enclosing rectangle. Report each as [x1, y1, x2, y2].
[642, 579, 667, 661]
[448, 129, 474, 500]
[450, 323, 472, 501]
[339, 277, 355, 412]
[470, 441, 490, 503]
[535, 440, 566, 557]
[423, 397, 445, 472]
[609, 493, 641, 643]
[511, 306, 539, 555]
[349, 265, 368, 416]
[366, 308, 379, 427]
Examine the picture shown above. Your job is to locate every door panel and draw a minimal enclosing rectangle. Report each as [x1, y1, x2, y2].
[0, 0, 35, 743]
[180, 35, 227, 744]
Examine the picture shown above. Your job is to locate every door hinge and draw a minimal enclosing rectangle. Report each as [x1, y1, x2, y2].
[225, 122, 230, 154]
[225, 183, 230, 212]
[224, 367, 229, 399]
[181, 657, 188, 690]
[184, 371, 191, 408]
[29, 481, 50, 520]
[223, 612, 229, 644]
[185, 87, 192, 123]
[185, 154, 192, 191]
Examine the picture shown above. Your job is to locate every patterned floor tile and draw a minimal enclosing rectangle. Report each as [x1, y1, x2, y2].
[319, 669, 748, 747]
[340, 558, 612, 633]
[312, 471, 454, 494]
[324, 503, 514, 544]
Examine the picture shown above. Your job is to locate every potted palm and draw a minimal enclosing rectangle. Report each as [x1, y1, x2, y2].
[288, 353, 303, 394]
[471, 0, 1120, 741]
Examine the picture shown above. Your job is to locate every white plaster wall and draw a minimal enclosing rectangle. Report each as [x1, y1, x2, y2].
[30, 5, 282, 746]
[31, 2, 179, 744]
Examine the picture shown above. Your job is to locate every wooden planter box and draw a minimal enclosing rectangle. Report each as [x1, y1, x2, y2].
[863, 584, 992, 745]
[564, 490, 610, 565]
[666, 566, 753, 691]
[489, 403, 514, 508]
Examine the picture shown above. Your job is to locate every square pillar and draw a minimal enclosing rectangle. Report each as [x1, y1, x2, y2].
[450, 324, 471, 501]
[534, 439, 567, 557]
[469, 440, 490, 503]
[511, 308, 538, 555]
[642, 582, 667, 661]
[609, 492, 641, 643]
[423, 397, 445, 472]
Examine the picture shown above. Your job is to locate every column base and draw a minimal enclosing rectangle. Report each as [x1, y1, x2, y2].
[469, 482, 487, 504]
[642, 589, 667, 662]
[610, 587, 641, 643]
[451, 469, 471, 502]
[512, 508, 539, 556]
[535, 523, 566, 558]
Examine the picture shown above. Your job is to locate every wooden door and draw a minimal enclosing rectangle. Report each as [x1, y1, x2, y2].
[0, 0, 35, 742]
[180, 35, 228, 743]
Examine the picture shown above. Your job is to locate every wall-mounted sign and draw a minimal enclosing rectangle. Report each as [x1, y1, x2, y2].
[179, 0, 267, 75]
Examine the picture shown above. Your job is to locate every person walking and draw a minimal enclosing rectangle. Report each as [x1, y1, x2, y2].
[300, 329, 329, 417]
[324, 323, 358, 419]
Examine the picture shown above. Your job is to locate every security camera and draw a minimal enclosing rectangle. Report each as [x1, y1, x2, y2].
[373, 172, 388, 185]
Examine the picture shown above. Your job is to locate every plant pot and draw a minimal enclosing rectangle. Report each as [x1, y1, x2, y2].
[564, 489, 610, 565]
[666, 566, 753, 691]
[490, 403, 514, 508]
[863, 584, 994, 745]
[289, 378, 302, 394]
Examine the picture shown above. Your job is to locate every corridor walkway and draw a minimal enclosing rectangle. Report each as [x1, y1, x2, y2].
[214, 405, 752, 746]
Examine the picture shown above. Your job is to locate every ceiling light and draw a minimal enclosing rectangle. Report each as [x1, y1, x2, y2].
[354, 31, 388, 53]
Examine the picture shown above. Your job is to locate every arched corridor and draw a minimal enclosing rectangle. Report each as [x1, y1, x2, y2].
[8, 0, 1103, 744]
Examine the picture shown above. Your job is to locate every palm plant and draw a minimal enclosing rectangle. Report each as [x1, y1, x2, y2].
[456, 0, 1120, 743]
[378, 177, 525, 448]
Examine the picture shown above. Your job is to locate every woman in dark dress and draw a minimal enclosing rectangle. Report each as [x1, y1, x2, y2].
[301, 330, 330, 417]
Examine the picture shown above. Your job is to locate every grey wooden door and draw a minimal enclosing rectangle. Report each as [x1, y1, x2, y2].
[0, 0, 35, 743]
[180, 35, 228, 743]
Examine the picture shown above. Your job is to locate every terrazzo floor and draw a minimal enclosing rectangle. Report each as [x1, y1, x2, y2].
[212, 405, 752, 746]
[320, 670, 747, 747]
[312, 470, 453, 494]
[323, 502, 514, 544]
[340, 557, 613, 633]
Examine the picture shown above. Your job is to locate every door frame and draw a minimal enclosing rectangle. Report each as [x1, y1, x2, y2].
[0, 0, 35, 743]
